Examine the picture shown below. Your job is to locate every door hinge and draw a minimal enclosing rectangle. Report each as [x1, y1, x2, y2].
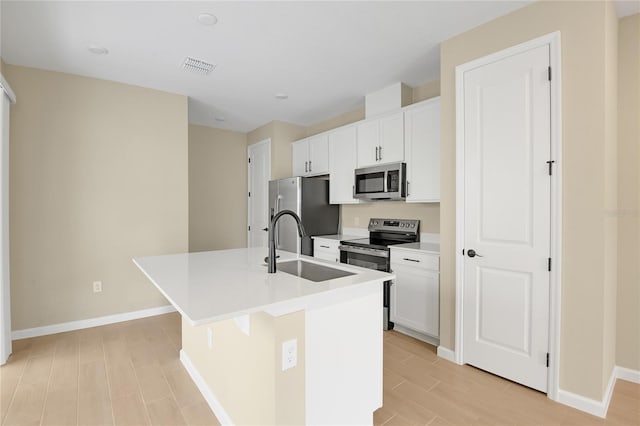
[546, 352, 550, 367]
[548, 66, 552, 81]
[248, 225, 251, 231]
[462, 249, 465, 256]
[546, 160, 555, 176]
[248, 157, 251, 163]
[548, 258, 552, 271]
[248, 191, 251, 197]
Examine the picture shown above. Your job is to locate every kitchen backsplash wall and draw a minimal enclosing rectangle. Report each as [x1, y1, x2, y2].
[341, 202, 440, 234]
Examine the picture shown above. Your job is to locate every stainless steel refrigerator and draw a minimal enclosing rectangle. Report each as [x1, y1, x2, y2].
[268, 177, 339, 256]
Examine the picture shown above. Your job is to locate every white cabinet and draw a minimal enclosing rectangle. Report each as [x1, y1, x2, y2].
[292, 133, 329, 177]
[390, 248, 439, 338]
[328, 125, 359, 204]
[356, 111, 404, 167]
[313, 237, 341, 263]
[404, 97, 441, 202]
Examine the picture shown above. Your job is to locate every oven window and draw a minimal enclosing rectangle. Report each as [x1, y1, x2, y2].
[356, 171, 385, 193]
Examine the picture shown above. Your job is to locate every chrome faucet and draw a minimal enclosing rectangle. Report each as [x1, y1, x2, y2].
[268, 209, 306, 273]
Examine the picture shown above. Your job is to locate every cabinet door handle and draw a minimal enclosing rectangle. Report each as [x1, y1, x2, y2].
[320, 245, 330, 249]
[305, 161, 308, 173]
[309, 160, 312, 172]
[375, 146, 379, 161]
[378, 145, 382, 160]
[403, 257, 420, 263]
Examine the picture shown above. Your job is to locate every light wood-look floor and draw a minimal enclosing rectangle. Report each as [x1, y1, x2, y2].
[1, 313, 639, 426]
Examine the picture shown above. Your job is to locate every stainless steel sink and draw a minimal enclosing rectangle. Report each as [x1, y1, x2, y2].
[277, 260, 355, 282]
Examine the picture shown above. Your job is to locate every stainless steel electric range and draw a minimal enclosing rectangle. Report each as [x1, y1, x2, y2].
[339, 218, 420, 330]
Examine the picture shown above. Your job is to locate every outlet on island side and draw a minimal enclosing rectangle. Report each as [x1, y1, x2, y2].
[92, 281, 102, 293]
[281, 339, 297, 371]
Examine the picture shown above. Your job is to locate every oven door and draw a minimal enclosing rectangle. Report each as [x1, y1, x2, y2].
[338, 245, 389, 271]
[339, 245, 393, 330]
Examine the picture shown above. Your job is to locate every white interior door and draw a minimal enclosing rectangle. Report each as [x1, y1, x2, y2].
[461, 44, 551, 392]
[247, 139, 271, 248]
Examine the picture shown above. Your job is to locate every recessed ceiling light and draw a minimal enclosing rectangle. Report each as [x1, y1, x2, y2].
[275, 93, 289, 100]
[88, 45, 109, 55]
[215, 116, 225, 122]
[198, 13, 218, 26]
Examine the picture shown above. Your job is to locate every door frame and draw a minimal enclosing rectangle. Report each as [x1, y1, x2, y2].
[454, 32, 562, 400]
[247, 138, 271, 247]
[1, 73, 16, 365]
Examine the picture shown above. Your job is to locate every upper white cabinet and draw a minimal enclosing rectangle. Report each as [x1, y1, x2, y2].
[292, 133, 329, 177]
[356, 111, 404, 167]
[404, 97, 441, 202]
[328, 125, 359, 204]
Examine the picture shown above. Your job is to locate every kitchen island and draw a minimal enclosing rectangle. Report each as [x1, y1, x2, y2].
[134, 247, 393, 425]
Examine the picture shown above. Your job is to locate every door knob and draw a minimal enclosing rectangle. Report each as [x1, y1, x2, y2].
[467, 249, 483, 258]
[262, 228, 268, 231]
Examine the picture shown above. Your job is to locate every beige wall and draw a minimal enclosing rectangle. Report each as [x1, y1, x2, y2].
[440, 1, 618, 400]
[182, 311, 305, 425]
[247, 121, 306, 180]
[6, 64, 188, 330]
[616, 13, 640, 371]
[189, 124, 247, 252]
[602, 1, 618, 394]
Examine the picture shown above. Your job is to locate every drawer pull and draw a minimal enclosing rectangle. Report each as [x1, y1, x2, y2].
[320, 245, 330, 249]
[403, 258, 420, 263]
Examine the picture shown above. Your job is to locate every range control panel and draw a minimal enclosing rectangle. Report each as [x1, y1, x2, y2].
[368, 218, 420, 233]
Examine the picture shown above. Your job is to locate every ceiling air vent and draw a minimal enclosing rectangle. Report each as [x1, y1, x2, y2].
[182, 57, 215, 75]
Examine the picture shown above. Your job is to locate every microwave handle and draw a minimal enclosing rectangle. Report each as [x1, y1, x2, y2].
[383, 170, 388, 193]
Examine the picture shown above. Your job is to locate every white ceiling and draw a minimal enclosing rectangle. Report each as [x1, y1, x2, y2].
[1, 1, 637, 132]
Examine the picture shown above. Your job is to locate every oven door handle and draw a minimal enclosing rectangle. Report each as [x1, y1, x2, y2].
[339, 245, 389, 258]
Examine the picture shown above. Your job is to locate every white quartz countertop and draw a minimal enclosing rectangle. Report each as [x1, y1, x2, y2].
[134, 247, 393, 326]
[392, 242, 441, 254]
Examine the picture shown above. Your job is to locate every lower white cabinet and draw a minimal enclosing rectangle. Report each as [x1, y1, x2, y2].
[313, 237, 341, 263]
[390, 248, 439, 338]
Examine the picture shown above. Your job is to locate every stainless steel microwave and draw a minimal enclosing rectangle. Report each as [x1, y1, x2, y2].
[353, 162, 407, 201]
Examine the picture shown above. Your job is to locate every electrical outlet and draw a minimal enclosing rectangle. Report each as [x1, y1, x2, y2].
[282, 339, 297, 371]
[92, 281, 102, 293]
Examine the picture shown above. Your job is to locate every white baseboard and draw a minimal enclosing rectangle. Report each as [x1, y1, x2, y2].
[558, 365, 640, 419]
[180, 349, 233, 425]
[12, 305, 176, 340]
[615, 365, 640, 384]
[436, 345, 458, 364]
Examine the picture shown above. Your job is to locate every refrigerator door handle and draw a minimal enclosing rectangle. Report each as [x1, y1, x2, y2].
[275, 196, 281, 248]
